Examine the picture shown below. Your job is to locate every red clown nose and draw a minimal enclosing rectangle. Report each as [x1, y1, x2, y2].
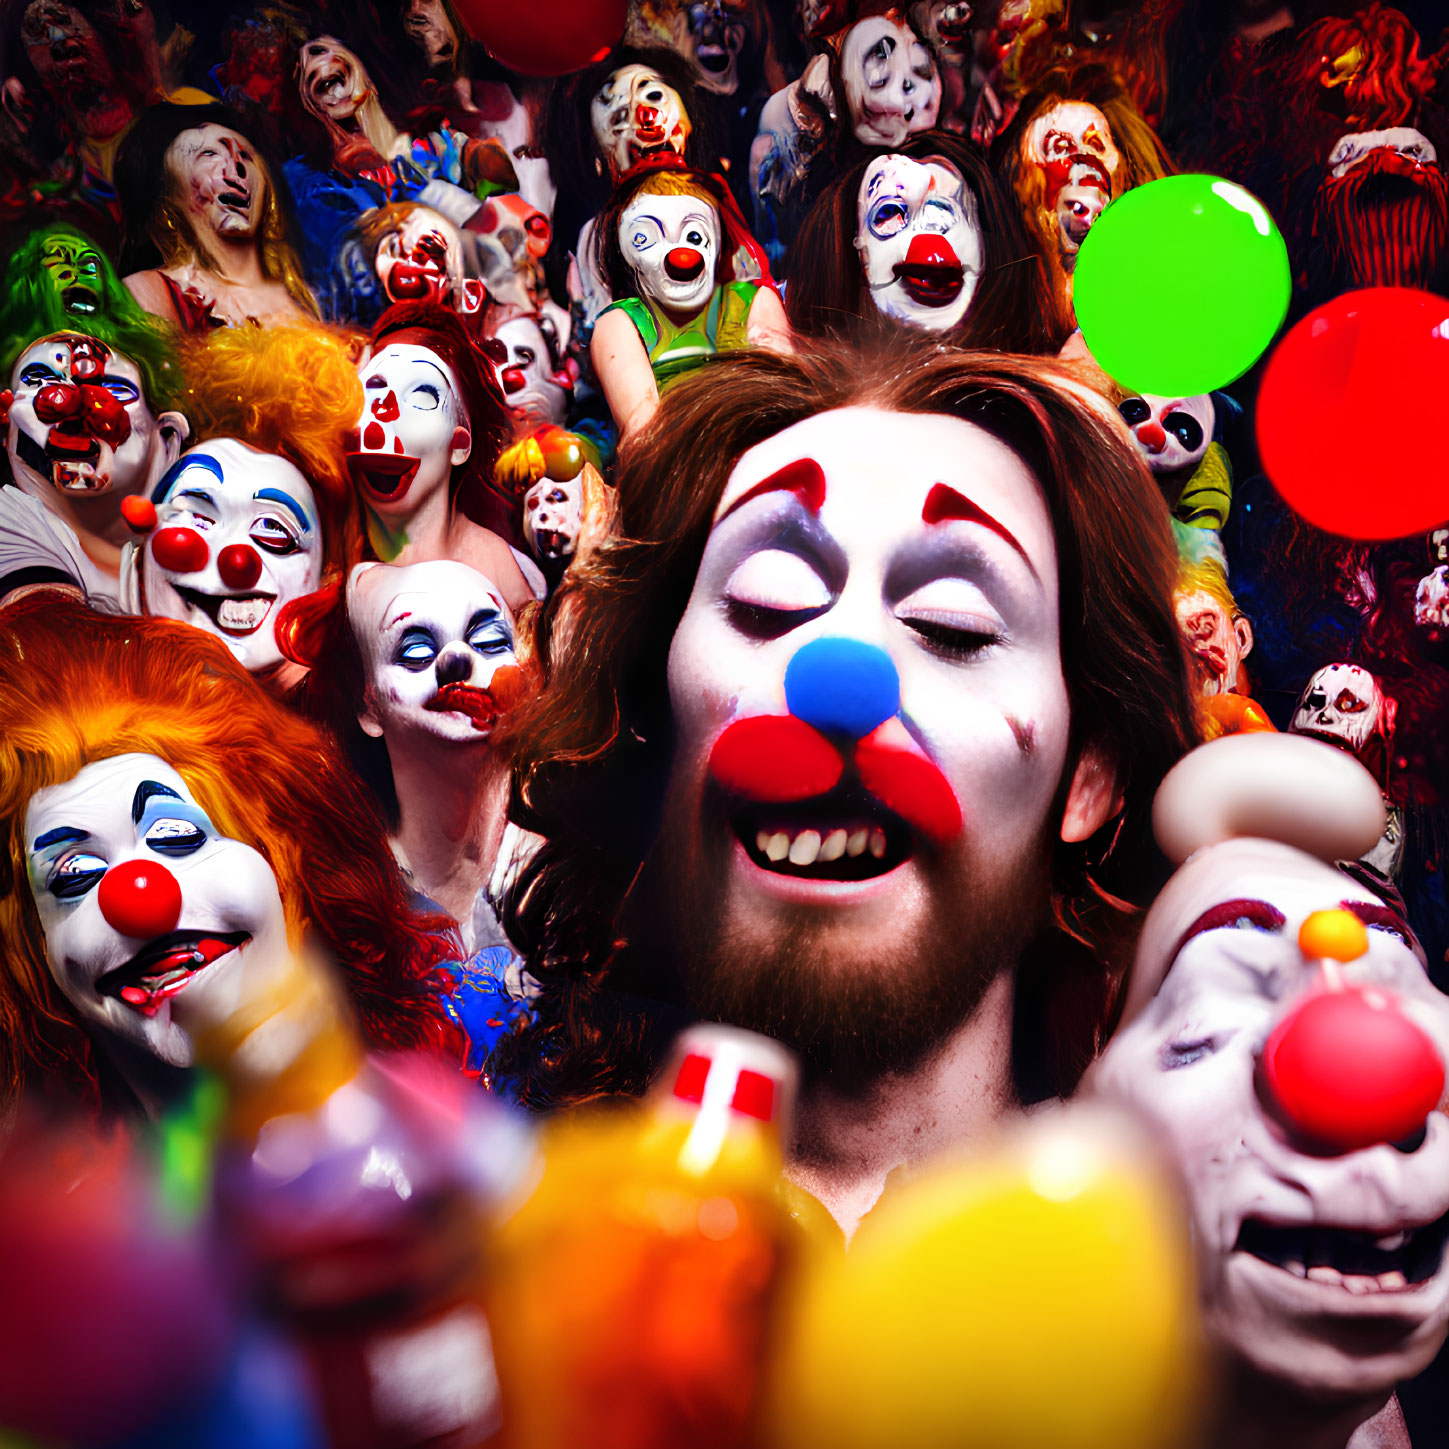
[665, 247, 705, 281]
[98, 860, 183, 940]
[217, 544, 262, 591]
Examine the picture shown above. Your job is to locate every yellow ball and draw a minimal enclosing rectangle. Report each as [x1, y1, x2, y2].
[1298, 908, 1370, 963]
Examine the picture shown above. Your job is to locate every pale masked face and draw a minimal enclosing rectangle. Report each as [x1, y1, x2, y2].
[590, 64, 692, 179]
[472, 193, 552, 311]
[298, 35, 370, 125]
[495, 316, 569, 431]
[350, 342, 469, 524]
[165, 124, 265, 242]
[522, 475, 583, 562]
[1118, 393, 1214, 476]
[350, 560, 518, 746]
[1174, 588, 1251, 697]
[855, 155, 984, 332]
[1026, 101, 1123, 259]
[619, 190, 720, 313]
[840, 16, 941, 148]
[142, 439, 323, 671]
[1289, 664, 1394, 761]
[373, 206, 466, 307]
[24, 754, 289, 1067]
[1092, 841, 1449, 1402]
[7, 334, 180, 504]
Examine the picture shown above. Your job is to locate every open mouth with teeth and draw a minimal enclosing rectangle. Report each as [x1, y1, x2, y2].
[1236, 1213, 1449, 1294]
[732, 790, 912, 881]
[174, 586, 276, 637]
[894, 262, 965, 306]
[347, 452, 421, 501]
[60, 286, 99, 315]
[535, 529, 571, 559]
[97, 930, 250, 1017]
[215, 186, 252, 219]
[16, 429, 107, 492]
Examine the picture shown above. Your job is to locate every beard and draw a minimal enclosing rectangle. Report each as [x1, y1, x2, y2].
[1315, 156, 1449, 289]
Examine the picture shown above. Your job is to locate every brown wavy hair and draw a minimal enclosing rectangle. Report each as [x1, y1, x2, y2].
[494, 337, 1199, 1109]
[0, 595, 453, 1117]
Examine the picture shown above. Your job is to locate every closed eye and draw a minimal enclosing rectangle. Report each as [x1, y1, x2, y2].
[1160, 1035, 1219, 1070]
[396, 628, 439, 668]
[410, 384, 440, 410]
[902, 614, 1000, 660]
[144, 818, 207, 856]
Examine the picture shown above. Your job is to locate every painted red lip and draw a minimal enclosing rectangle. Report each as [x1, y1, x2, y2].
[426, 683, 501, 731]
[894, 234, 964, 306]
[346, 451, 421, 501]
[95, 930, 250, 1017]
[386, 260, 446, 302]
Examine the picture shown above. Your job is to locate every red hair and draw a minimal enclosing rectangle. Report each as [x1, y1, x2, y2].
[0, 596, 453, 1115]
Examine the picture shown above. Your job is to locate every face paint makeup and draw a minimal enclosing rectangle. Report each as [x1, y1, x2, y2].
[1025, 101, 1124, 262]
[496, 315, 570, 433]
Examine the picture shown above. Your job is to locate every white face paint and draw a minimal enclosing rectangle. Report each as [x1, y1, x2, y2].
[495, 315, 569, 432]
[619, 190, 720, 314]
[855, 155, 983, 332]
[165, 123, 264, 243]
[522, 474, 583, 562]
[840, 15, 941, 147]
[350, 560, 519, 747]
[7, 333, 177, 504]
[24, 754, 289, 1068]
[1025, 101, 1123, 258]
[1327, 126, 1437, 179]
[590, 64, 692, 179]
[1092, 840, 1449, 1402]
[142, 438, 322, 672]
[351, 342, 469, 524]
[1289, 664, 1394, 761]
[1175, 588, 1251, 697]
[1118, 393, 1214, 476]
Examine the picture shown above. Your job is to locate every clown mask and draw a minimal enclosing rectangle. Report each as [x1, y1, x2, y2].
[840, 16, 941, 149]
[6, 333, 185, 510]
[685, 0, 748, 94]
[1289, 663, 1395, 774]
[39, 233, 107, 318]
[1118, 393, 1214, 477]
[473, 193, 552, 311]
[373, 206, 475, 311]
[140, 439, 323, 671]
[351, 560, 521, 746]
[855, 154, 984, 332]
[522, 474, 583, 562]
[1025, 100, 1123, 262]
[25, 754, 290, 1067]
[165, 123, 265, 244]
[591, 64, 693, 179]
[620, 190, 720, 314]
[495, 315, 571, 434]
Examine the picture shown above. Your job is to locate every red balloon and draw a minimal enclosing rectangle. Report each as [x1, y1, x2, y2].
[1261, 987, 1445, 1153]
[454, 0, 627, 76]
[1257, 287, 1449, 540]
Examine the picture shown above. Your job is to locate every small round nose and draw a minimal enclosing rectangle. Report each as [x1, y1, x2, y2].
[501, 366, 526, 395]
[785, 637, 900, 740]
[217, 543, 262, 590]
[1136, 420, 1167, 454]
[665, 247, 705, 282]
[150, 526, 210, 575]
[97, 859, 183, 940]
[435, 645, 474, 686]
[34, 381, 83, 423]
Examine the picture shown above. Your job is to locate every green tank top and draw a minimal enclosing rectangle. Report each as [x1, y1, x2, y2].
[604, 281, 759, 393]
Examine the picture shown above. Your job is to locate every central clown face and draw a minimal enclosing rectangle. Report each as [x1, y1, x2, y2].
[657, 407, 1083, 1071]
[25, 754, 289, 1068]
[620, 190, 721, 313]
[840, 15, 941, 148]
[591, 64, 693, 180]
[142, 439, 323, 671]
[856, 154, 984, 332]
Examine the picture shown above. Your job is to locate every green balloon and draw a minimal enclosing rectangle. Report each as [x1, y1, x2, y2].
[1073, 174, 1291, 397]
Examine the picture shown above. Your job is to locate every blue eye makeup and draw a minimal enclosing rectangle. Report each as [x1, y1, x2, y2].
[397, 628, 440, 668]
[143, 818, 208, 856]
[49, 851, 108, 901]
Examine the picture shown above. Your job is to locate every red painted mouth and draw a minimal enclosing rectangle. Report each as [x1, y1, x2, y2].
[95, 930, 250, 1017]
[894, 234, 964, 306]
[425, 682, 502, 731]
[347, 451, 421, 501]
[385, 260, 447, 302]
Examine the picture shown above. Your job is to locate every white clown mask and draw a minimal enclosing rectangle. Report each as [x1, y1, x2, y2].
[1289, 663, 1396, 765]
[24, 754, 290, 1068]
[522, 474, 583, 562]
[619, 190, 721, 314]
[495, 314, 570, 434]
[139, 438, 323, 671]
[840, 15, 941, 148]
[590, 63, 692, 179]
[855, 154, 984, 332]
[1118, 393, 1215, 477]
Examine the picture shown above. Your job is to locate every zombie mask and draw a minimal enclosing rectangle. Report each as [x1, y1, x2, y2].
[1289, 663, 1396, 780]
[348, 342, 470, 527]
[522, 474, 583, 562]
[495, 315, 571, 432]
[24, 754, 290, 1068]
[620, 191, 720, 313]
[38, 233, 107, 319]
[473, 193, 553, 312]
[140, 439, 323, 671]
[685, 0, 749, 94]
[372, 206, 477, 312]
[5, 333, 180, 504]
[1175, 588, 1251, 698]
[840, 15, 942, 148]
[1025, 101, 1123, 262]
[165, 123, 264, 244]
[298, 35, 372, 129]
[591, 64, 693, 180]
[1118, 393, 1214, 477]
[855, 154, 984, 332]
[20, 0, 131, 137]
[401, 0, 460, 68]
[351, 560, 520, 745]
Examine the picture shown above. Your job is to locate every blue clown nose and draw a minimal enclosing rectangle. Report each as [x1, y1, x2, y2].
[784, 637, 900, 739]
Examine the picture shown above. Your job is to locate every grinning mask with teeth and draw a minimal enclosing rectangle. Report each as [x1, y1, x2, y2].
[297, 35, 371, 127]
[855, 154, 984, 332]
[840, 15, 942, 148]
[24, 754, 289, 1068]
[1288, 663, 1395, 785]
[620, 190, 721, 314]
[522, 474, 583, 562]
[591, 64, 693, 180]
[1091, 832, 1449, 1404]
[1025, 101, 1123, 264]
[6, 333, 185, 527]
[351, 560, 520, 747]
[140, 439, 323, 672]
[165, 123, 266, 243]
[39, 234, 106, 318]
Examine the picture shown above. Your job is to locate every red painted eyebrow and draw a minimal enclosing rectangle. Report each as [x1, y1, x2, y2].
[922, 484, 1035, 573]
[718, 457, 826, 522]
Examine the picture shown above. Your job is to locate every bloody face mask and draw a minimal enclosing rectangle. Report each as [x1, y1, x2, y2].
[1025, 100, 1123, 264]
[373, 207, 475, 312]
[1288, 663, 1396, 786]
[591, 64, 693, 180]
[165, 123, 266, 246]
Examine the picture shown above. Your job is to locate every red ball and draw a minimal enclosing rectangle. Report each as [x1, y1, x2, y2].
[1262, 987, 1446, 1152]
[97, 859, 183, 940]
[120, 495, 158, 532]
[454, 0, 626, 75]
[1257, 287, 1449, 540]
[708, 715, 844, 803]
[149, 525, 209, 575]
[217, 543, 263, 590]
